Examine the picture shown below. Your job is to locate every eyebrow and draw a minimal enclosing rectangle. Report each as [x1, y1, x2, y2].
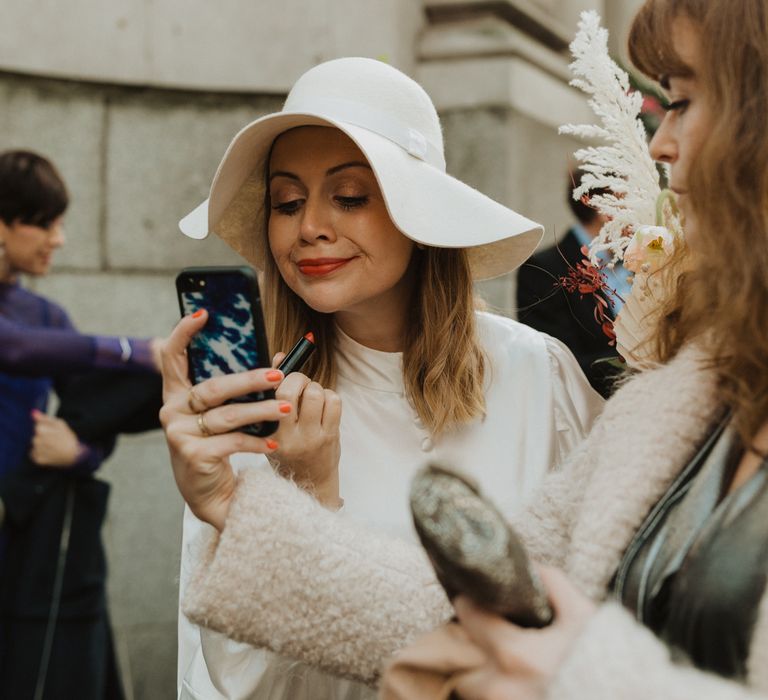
[269, 161, 372, 183]
[659, 70, 696, 90]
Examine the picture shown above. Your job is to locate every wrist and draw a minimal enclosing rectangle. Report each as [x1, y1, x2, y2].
[203, 493, 234, 533]
[313, 473, 342, 511]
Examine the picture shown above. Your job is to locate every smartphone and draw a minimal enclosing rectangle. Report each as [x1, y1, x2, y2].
[175, 266, 278, 438]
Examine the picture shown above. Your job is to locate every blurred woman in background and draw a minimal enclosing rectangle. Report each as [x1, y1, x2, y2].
[0, 150, 160, 700]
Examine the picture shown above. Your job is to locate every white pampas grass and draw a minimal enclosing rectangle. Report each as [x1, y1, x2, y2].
[559, 10, 662, 265]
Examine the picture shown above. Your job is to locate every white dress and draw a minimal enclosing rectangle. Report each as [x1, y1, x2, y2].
[177, 312, 604, 700]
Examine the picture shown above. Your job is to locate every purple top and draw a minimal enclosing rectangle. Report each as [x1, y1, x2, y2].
[0, 280, 155, 477]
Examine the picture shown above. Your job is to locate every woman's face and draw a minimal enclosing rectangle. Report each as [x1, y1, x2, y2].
[0, 216, 64, 278]
[267, 126, 415, 317]
[649, 17, 712, 236]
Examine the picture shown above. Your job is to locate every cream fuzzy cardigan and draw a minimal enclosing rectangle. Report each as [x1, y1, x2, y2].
[184, 346, 768, 698]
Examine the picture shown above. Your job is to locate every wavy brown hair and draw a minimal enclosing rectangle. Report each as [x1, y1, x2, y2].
[629, 0, 768, 445]
[261, 210, 486, 437]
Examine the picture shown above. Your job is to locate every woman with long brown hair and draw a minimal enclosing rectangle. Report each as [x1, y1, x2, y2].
[162, 58, 602, 699]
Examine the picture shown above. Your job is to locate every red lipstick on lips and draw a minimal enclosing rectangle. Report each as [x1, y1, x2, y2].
[296, 258, 352, 276]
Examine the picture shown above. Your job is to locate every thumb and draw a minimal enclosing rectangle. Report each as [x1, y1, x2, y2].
[272, 352, 287, 368]
[30, 409, 52, 423]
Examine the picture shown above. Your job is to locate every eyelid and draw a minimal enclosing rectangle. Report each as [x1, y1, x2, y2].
[663, 99, 689, 112]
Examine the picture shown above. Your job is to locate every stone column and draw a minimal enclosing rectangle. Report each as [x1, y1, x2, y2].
[419, 1, 595, 314]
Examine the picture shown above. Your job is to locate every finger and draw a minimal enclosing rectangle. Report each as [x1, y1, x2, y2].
[193, 400, 289, 436]
[188, 432, 280, 462]
[454, 596, 523, 657]
[321, 390, 342, 431]
[452, 667, 507, 700]
[188, 368, 284, 413]
[536, 566, 589, 620]
[272, 352, 287, 368]
[274, 372, 311, 412]
[297, 381, 325, 426]
[30, 409, 52, 424]
[161, 310, 208, 398]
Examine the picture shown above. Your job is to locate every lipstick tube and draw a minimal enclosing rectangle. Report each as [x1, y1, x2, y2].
[277, 331, 316, 376]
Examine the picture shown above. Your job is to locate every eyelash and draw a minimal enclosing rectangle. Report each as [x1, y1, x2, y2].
[271, 196, 369, 216]
[337, 196, 368, 211]
[272, 201, 301, 216]
[664, 99, 690, 113]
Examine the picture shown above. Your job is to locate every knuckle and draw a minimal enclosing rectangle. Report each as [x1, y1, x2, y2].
[164, 422, 185, 446]
[230, 432, 249, 453]
[158, 403, 175, 429]
[177, 442, 198, 465]
[324, 390, 341, 406]
[219, 404, 239, 427]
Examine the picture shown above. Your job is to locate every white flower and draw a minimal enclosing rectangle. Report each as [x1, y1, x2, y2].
[623, 225, 677, 274]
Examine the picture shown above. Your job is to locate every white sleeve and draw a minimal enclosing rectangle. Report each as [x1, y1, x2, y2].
[543, 334, 605, 466]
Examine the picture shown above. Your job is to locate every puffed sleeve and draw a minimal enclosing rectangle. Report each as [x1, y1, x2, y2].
[543, 334, 605, 466]
[182, 463, 452, 686]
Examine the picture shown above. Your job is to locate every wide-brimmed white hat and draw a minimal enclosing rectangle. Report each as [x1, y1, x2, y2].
[179, 57, 543, 280]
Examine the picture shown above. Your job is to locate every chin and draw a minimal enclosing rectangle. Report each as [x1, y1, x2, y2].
[302, 298, 343, 315]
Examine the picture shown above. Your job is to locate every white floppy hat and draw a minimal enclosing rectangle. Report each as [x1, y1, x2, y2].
[179, 57, 543, 280]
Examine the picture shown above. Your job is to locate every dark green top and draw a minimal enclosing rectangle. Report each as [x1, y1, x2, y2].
[612, 416, 768, 679]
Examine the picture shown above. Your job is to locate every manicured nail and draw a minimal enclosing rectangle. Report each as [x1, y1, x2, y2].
[266, 439, 279, 450]
[192, 309, 205, 318]
[279, 402, 292, 414]
[266, 370, 283, 382]
[30, 409, 41, 418]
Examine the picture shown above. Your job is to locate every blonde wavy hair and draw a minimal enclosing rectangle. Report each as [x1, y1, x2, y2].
[261, 183, 486, 437]
[629, 0, 768, 446]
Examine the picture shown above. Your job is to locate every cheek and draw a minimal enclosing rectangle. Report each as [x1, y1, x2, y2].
[267, 221, 292, 264]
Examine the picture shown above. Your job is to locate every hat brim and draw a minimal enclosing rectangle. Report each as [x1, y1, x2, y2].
[179, 112, 543, 280]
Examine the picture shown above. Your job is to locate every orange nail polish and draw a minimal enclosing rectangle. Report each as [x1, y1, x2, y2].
[279, 402, 292, 414]
[192, 309, 205, 318]
[266, 370, 283, 382]
[266, 439, 279, 450]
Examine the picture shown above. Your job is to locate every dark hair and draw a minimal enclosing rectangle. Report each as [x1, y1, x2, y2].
[0, 150, 69, 228]
[567, 168, 604, 224]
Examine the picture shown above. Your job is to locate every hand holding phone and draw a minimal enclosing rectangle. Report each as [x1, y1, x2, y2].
[176, 266, 278, 437]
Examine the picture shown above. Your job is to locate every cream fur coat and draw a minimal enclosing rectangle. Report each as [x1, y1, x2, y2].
[184, 345, 768, 698]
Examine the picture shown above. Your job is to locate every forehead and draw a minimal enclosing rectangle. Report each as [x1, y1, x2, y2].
[664, 16, 703, 84]
[269, 126, 368, 171]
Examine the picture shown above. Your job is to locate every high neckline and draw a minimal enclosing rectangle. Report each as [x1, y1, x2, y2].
[335, 325, 404, 393]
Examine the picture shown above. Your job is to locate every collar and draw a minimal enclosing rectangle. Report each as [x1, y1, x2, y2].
[335, 325, 404, 394]
[572, 222, 594, 251]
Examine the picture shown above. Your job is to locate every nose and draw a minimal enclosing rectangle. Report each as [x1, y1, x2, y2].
[299, 196, 336, 245]
[49, 222, 65, 248]
[649, 114, 677, 164]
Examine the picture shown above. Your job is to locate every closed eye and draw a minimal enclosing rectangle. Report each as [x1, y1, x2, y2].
[664, 99, 690, 113]
[336, 196, 368, 211]
[272, 200, 303, 216]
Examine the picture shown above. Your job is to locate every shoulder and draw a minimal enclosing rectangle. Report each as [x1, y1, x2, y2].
[44, 297, 74, 329]
[475, 311, 553, 372]
[4, 285, 72, 329]
[475, 311, 547, 354]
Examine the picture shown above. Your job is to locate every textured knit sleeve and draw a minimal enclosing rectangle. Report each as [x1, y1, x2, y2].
[182, 465, 453, 686]
[547, 603, 764, 700]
